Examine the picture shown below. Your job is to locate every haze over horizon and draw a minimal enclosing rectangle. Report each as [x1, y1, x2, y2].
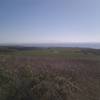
[0, 0, 100, 44]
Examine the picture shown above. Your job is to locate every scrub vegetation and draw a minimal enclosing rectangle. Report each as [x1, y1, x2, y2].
[0, 46, 100, 100]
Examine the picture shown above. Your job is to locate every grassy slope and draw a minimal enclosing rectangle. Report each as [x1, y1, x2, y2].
[1, 47, 100, 59]
[0, 47, 100, 100]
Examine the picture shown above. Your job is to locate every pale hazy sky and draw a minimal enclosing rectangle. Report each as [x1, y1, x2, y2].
[0, 0, 100, 44]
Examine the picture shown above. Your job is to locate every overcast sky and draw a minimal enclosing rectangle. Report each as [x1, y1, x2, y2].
[0, 0, 100, 44]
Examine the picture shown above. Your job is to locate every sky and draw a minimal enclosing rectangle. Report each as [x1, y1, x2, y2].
[0, 0, 100, 44]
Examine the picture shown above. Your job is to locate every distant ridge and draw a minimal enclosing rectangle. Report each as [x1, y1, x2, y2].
[0, 43, 100, 49]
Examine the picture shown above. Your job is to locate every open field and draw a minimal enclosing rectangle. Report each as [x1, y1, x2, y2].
[0, 46, 100, 100]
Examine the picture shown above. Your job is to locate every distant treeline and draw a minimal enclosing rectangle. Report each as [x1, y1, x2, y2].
[81, 48, 100, 55]
[0, 46, 45, 53]
[0, 46, 100, 55]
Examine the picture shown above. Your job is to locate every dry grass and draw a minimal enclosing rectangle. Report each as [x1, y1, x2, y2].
[0, 48, 100, 100]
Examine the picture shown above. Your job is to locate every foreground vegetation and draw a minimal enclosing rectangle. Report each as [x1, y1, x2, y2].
[0, 46, 100, 100]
